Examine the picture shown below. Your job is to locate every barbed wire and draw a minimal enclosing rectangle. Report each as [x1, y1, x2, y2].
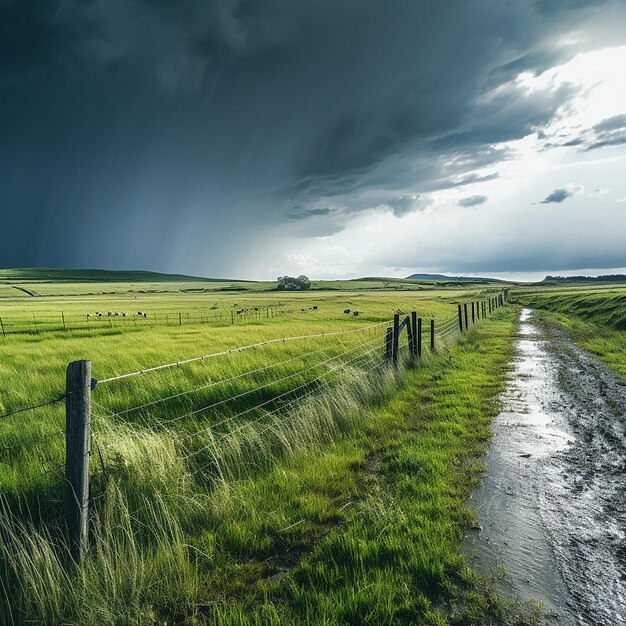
[89, 334, 383, 441]
[180, 340, 385, 455]
[96, 320, 392, 385]
[110, 334, 383, 431]
[184, 354, 388, 478]
[0, 393, 65, 421]
[96, 335, 373, 418]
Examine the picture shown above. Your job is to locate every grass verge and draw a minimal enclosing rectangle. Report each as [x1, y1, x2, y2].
[511, 289, 626, 379]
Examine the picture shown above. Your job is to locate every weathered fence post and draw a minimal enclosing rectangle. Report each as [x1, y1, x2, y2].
[464, 304, 469, 330]
[430, 318, 435, 352]
[471, 302, 475, 325]
[488, 298, 492, 314]
[411, 312, 418, 356]
[385, 327, 393, 361]
[62, 311, 67, 331]
[417, 317, 422, 357]
[458, 304, 463, 332]
[392, 313, 400, 368]
[406, 315, 414, 357]
[0, 317, 5, 337]
[476, 301, 480, 320]
[65, 360, 92, 563]
[179, 312, 182, 326]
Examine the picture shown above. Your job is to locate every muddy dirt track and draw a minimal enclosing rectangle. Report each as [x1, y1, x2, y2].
[466, 309, 626, 626]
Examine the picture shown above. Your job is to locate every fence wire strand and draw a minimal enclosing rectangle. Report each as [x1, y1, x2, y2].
[96, 321, 391, 385]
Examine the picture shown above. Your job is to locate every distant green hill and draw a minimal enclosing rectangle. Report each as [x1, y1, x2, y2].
[0, 268, 248, 283]
[404, 273, 505, 283]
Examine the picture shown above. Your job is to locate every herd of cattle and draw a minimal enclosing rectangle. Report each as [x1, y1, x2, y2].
[87, 311, 148, 318]
[86, 305, 362, 319]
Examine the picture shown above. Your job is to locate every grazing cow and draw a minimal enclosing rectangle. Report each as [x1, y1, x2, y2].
[254, 307, 259, 311]
[122, 312, 126, 317]
[312, 305, 318, 310]
[353, 311, 359, 316]
[344, 309, 350, 314]
[143, 313, 147, 318]
[107, 312, 112, 316]
[97, 313, 102, 317]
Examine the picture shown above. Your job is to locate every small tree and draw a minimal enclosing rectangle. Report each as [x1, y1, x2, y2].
[277, 275, 311, 291]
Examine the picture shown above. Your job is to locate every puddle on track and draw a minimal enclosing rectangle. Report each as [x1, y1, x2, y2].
[466, 309, 626, 625]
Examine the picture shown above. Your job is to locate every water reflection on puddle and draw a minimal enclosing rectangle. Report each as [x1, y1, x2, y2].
[465, 308, 574, 621]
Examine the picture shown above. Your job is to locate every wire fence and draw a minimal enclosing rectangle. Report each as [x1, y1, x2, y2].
[0, 304, 305, 337]
[0, 293, 507, 559]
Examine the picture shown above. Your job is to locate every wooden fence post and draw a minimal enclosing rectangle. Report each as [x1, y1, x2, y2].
[62, 311, 67, 331]
[488, 298, 492, 314]
[458, 304, 463, 332]
[464, 304, 469, 330]
[417, 317, 422, 358]
[430, 319, 435, 352]
[471, 302, 475, 325]
[406, 315, 414, 357]
[476, 301, 480, 320]
[411, 312, 418, 356]
[392, 313, 400, 368]
[385, 327, 393, 361]
[65, 360, 92, 563]
[0, 317, 5, 337]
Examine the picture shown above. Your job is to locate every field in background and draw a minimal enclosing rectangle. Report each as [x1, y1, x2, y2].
[0, 272, 513, 625]
[0, 268, 498, 335]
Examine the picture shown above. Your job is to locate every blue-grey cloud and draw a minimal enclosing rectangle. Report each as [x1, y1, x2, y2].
[381, 195, 430, 218]
[458, 195, 487, 207]
[287, 207, 335, 221]
[540, 185, 583, 204]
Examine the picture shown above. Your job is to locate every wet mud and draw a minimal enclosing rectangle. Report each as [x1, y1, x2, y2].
[466, 309, 626, 625]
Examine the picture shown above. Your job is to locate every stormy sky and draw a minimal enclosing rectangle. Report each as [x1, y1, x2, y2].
[2, 1, 626, 280]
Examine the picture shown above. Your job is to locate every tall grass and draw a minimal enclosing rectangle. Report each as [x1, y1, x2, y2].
[0, 355, 408, 625]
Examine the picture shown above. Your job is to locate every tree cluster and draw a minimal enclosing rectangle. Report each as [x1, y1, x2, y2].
[276, 275, 311, 290]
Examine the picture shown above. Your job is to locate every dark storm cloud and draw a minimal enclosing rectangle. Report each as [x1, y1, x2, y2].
[458, 195, 487, 207]
[1, 0, 624, 276]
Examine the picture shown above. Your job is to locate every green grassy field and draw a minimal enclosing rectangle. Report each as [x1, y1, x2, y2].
[511, 284, 626, 379]
[0, 274, 513, 625]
